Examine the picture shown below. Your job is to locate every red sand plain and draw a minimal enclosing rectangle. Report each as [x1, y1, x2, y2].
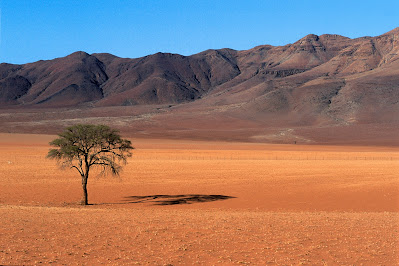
[0, 133, 398, 265]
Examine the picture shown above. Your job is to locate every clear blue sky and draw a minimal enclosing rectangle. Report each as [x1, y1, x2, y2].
[1, 0, 398, 64]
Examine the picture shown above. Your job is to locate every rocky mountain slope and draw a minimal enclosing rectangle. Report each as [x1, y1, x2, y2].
[1, 28, 398, 144]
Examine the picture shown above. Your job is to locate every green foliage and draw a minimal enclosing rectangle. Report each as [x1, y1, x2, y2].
[47, 124, 134, 177]
[47, 124, 134, 205]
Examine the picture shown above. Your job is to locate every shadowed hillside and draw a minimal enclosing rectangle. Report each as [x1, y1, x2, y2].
[0, 28, 398, 144]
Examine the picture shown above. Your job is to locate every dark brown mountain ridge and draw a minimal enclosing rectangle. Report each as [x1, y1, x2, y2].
[1, 28, 398, 145]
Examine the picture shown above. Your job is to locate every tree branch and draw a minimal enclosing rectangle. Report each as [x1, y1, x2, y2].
[71, 165, 84, 176]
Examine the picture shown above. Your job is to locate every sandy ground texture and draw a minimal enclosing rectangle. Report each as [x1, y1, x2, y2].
[0, 133, 398, 265]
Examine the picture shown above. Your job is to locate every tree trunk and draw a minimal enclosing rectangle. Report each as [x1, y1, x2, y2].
[81, 176, 88, 205]
[82, 158, 90, 205]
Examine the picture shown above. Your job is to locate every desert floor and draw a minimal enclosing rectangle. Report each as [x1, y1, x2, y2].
[0, 133, 398, 265]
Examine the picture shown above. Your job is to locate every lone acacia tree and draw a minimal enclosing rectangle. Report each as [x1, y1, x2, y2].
[47, 124, 134, 205]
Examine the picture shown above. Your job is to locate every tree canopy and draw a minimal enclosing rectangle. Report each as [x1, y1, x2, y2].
[47, 124, 134, 205]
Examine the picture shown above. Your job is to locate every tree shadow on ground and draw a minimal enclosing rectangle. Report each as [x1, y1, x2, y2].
[123, 194, 236, 205]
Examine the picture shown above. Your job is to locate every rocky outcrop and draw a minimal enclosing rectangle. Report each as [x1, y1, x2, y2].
[0, 28, 398, 127]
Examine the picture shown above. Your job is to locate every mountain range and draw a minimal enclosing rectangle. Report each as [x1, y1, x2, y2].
[1, 28, 398, 145]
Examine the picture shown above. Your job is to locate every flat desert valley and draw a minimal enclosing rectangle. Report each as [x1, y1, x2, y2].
[0, 133, 398, 265]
